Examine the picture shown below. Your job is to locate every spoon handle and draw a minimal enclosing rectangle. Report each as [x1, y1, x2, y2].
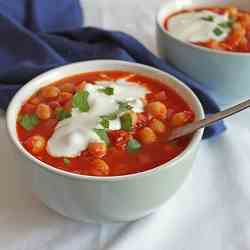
[168, 99, 250, 141]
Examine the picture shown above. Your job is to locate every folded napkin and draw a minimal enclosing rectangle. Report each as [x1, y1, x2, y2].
[0, 0, 225, 138]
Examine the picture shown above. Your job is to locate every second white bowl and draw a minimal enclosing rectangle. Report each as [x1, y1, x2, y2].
[156, 0, 250, 105]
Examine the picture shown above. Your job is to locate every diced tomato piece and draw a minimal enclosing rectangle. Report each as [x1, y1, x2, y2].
[136, 112, 148, 128]
[48, 101, 60, 109]
[88, 143, 107, 158]
[63, 100, 72, 112]
[154, 91, 167, 101]
[146, 91, 167, 102]
[226, 29, 246, 49]
[58, 92, 72, 105]
[22, 103, 36, 114]
[146, 93, 155, 102]
[108, 130, 130, 149]
[89, 159, 110, 176]
[35, 118, 58, 138]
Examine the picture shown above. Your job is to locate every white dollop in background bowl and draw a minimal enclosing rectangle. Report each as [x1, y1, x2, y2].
[7, 60, 204, 223]
[156, 0, 250, 105]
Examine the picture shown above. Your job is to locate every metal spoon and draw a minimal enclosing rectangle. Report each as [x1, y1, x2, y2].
[168, 99, 250, 141]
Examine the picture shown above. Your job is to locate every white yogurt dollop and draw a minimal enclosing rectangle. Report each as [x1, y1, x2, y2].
[168, 10, 231, 43]
[47, 79, 149, 158]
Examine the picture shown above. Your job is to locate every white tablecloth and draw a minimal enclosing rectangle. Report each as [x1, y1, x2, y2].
[1, 1, 250, 249]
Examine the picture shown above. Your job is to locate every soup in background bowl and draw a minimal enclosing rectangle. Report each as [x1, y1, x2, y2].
[156, 0, 250, 105]
[165, 6, 250, 53]
[7, 60, 204, 223]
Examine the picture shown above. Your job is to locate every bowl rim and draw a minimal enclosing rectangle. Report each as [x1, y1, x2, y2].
[156, 1, 250, 57]
[6, 60, 204, 182]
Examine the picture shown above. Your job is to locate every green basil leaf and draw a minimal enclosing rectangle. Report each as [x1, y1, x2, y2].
[94, 129, 110, 145]
[63, 158, 70, 165]
[72, 90, 90, 112]
[120, 113, 132, 131]
[127, 138, 141, 152]
[201, 15, 214, 22]
[100, 117, 109, 129]
[98, 87, 114, 95]
[18, 114, 39, 131]
[56, 108, 72, 121]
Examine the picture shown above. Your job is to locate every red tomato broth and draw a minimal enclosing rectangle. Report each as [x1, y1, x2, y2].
[17, 71, 194, 176]
[164, 6, 250, 53]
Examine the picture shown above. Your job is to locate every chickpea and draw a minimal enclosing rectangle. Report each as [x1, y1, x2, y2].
[239, 14, 250, 28]
[146, 101, 167, 120]
[36, 103, 51, 120]
[149, 118, 166, 134]
[59, 83, 75, 93]
[89, 159, 110, 176]
[29, 96, 42, 105]
[88, 143, 107, 158]
[232, 23, 244, 32]
[138, 127, 157, 144]
[25, 135, 46, 154]
[225, 6, 238, 18]
[171, 111, 192, 127]
[41, 86, 60, 99]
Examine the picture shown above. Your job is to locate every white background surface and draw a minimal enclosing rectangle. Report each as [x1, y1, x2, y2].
[1, 0, 250, 249]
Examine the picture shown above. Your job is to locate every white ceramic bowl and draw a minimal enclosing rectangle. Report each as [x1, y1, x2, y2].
[6, 60, 204, 223]
[156, 0, 250, 105]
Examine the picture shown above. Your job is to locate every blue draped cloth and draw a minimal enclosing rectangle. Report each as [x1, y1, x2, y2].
[0, 0, 225, 138]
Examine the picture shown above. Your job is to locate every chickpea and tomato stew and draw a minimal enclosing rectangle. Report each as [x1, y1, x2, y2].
[17, 71, 194, 177]
[165, 6, 250, 53]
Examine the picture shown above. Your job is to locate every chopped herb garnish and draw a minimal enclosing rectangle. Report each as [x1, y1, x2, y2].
[127, 138, 141, 152]
[218, 20, 233, 29]
[101, 112, 118, 121]
[120, 113, 132, 131]
[56, 108, 71, 121]
[94, 129, 110, 145]
[100, 117, 109, 129]
[18, 114, 39, 130]
[72, 90, 90, 112]
[118, 101, 133, 113]
[201, 15, 214, 22]
[213, 27, 223, 36]
[98, 87, 114, 96]
[63, 158, 70, 165]
[100, 101, 133, 122]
